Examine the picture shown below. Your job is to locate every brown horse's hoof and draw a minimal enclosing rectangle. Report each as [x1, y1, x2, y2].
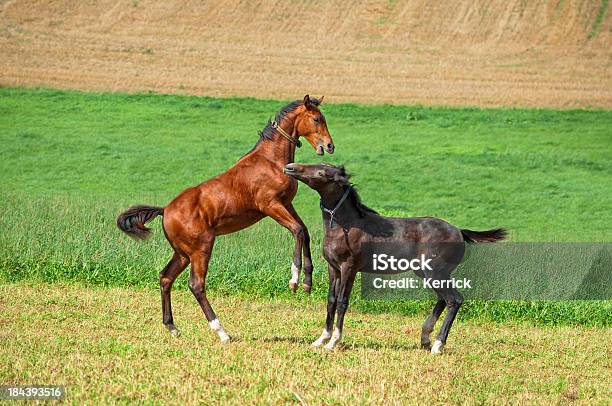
[289, 281, 298, 293]
[302, 283, 312, 294]
[420, 342, 431, 350]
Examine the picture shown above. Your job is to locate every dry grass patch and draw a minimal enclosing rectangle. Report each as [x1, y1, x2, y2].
[1, 0, 611, 108]
[1, 283, 609, 404]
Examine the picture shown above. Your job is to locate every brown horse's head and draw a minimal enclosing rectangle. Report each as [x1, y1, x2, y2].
[294, 95, 334, 155]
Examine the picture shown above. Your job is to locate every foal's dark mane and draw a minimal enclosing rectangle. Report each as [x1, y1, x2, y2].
[334, 170, 378, 217]
[257, 97, 321, 142]
[347, 187, 379, 217]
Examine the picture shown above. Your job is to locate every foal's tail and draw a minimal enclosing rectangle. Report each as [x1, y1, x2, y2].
[116, 205, 164, 240]
[461, 228, 507, 243]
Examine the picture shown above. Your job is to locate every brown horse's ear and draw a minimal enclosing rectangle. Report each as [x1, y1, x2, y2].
[319, 95, 324, 104]
[303, 94, 313, 110]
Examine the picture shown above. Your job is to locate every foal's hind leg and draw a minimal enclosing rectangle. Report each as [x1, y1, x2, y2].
[420, 298, 446, 350]
[160, 252, 189, 336]
[431, 288, 464, 355]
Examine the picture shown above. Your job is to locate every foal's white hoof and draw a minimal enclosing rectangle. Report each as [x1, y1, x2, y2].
[311, 339, 326, 348]
[323, 341, 337, 351]
[431, 339, 445, 355]
[170, 328, 181, 338]
[312, 329, 331, 348]
[219, 336, 231, 345]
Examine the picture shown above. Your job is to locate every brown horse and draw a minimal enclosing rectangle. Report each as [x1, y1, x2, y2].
[117, 95, 334, 343]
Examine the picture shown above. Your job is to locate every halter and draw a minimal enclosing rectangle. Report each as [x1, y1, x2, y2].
[271, 120, 302, 148]
[320, 187, 351, 228]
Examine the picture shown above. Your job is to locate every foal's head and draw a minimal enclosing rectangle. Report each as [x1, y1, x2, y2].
[285, 163, 378, 218]
[293, 95, 335, 155]
[283, 163, 348, 193]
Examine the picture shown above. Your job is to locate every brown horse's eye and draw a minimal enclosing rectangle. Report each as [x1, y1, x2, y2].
[313, 117, 320, 123]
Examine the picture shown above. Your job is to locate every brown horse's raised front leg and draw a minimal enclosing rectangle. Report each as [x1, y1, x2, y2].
[188, 236, 230, 344]
[159, 252, 189, 336]
[286, 204, 314, 293]
[265, 202, 310, 293]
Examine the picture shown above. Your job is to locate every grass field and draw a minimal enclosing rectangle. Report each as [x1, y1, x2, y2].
[1, 87, 611, 403]
[1, 283, 610, 404]
[1, 87, 611, 326]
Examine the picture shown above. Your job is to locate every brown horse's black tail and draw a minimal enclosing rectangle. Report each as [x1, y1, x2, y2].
[461, 228, 507, 243]
[117, 205, 164, 240]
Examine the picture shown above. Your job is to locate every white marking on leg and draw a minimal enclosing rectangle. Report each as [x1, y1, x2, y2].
[209, 318, 230, 344]
[290, 263, 300, 284]
[431, 339, 445, 355]
[311, 328, 332, 347]
[324, 327, 342, 351]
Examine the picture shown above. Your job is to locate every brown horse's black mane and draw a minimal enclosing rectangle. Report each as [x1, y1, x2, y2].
[258, 97, 321, 142]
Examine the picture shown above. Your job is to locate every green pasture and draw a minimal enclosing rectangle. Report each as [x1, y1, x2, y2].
[1, 87, 610, 325]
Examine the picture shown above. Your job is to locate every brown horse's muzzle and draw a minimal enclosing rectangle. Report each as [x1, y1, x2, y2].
[305, 131, 334, 155]
[315, 141, 334, 155]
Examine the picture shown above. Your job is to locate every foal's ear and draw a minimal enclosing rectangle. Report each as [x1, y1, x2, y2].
[333, 166, 349, 183]
[319, 95, 324, 104]
[303, 94, 313, 110]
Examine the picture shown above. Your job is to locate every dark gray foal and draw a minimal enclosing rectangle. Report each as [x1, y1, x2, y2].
[284, 163, 506, 354]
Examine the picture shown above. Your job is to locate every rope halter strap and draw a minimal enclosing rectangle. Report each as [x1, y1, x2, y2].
[320, 187, 351, 228]
[271, 120, 302, 148]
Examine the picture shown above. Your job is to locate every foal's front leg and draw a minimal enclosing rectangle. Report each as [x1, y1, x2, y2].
[312, 265, 339, 347]
[324, 267, 357, 351]
[265, 202, 310, 293]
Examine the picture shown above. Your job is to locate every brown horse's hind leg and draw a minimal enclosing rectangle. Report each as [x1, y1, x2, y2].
[188, 237, 230, 344]
[420, 298, 446, 349]
[160, 252, 189, 336]
[265, 203, 308, 293]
